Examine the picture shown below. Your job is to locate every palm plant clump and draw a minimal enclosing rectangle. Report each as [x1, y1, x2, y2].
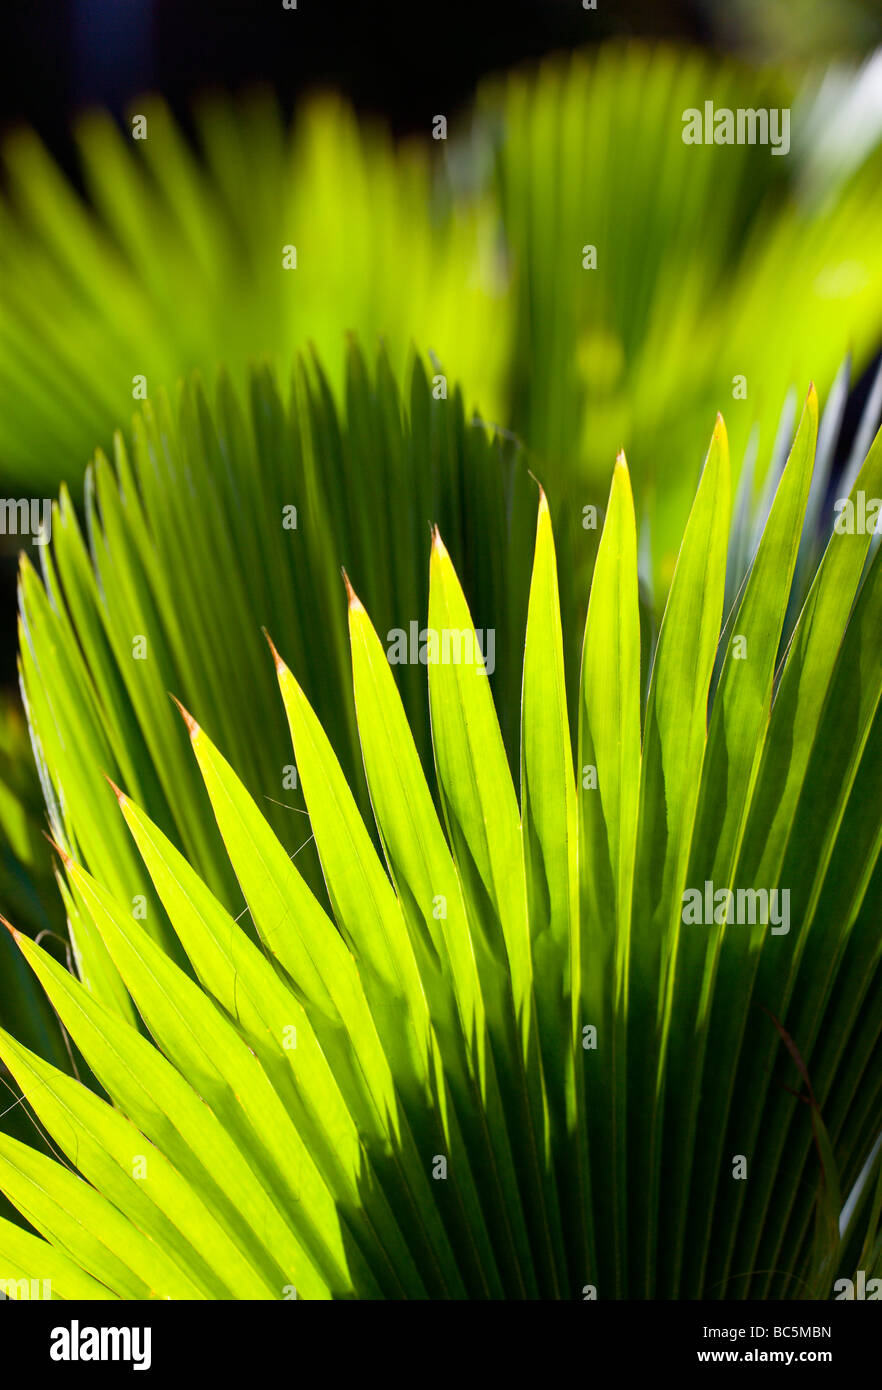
[2, 30, 882, 1306]
[1, 365, 881, 1298]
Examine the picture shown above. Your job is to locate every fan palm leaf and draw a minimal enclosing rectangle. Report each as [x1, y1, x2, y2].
[2, 384, 881, 1297]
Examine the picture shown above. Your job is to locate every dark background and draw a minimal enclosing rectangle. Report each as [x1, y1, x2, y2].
[6, 1, 882, 167]
[2, 1, 716, 159]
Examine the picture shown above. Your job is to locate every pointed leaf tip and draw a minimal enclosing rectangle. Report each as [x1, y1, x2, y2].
[102, 772, 127, 805]
[169, 693, 200, 737]
[0, 912, 21, 943]
[262, 628, 287, 675]
[42, 831, 72, 868]
[342, 568, 364, 612]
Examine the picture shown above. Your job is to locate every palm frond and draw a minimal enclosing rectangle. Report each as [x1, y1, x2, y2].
[14, 348, 542, 972]
[3, 375, 881, 1297]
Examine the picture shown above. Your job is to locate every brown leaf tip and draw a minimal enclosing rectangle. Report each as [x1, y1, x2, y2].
[169, 693, 200, 737]
[102, 772, 127, 805]
[528, 471, 549, 515]
[0, 912, 21, 944]
[262, 628, 287, 675]
[42, 832, 73, 868]
[342, 568, 364, 612]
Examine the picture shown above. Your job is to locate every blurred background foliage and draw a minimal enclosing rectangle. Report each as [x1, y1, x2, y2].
[706, 0, 882, 62]
[3, 43, 882, 585]
[478, 44, 882, 584]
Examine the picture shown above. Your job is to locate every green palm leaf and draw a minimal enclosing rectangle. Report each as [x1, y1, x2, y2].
[2, 386, 880, 1296]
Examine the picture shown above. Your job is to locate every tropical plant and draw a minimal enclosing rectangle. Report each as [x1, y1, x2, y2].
[2, 378, 881, 1298]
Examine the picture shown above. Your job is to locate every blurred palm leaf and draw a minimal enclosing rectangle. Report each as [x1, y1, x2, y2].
[480, 44, 882, 577]
[0, 89, 508, 487]
[4, 43, 882, 579]
[2, 376, 881, 1297]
